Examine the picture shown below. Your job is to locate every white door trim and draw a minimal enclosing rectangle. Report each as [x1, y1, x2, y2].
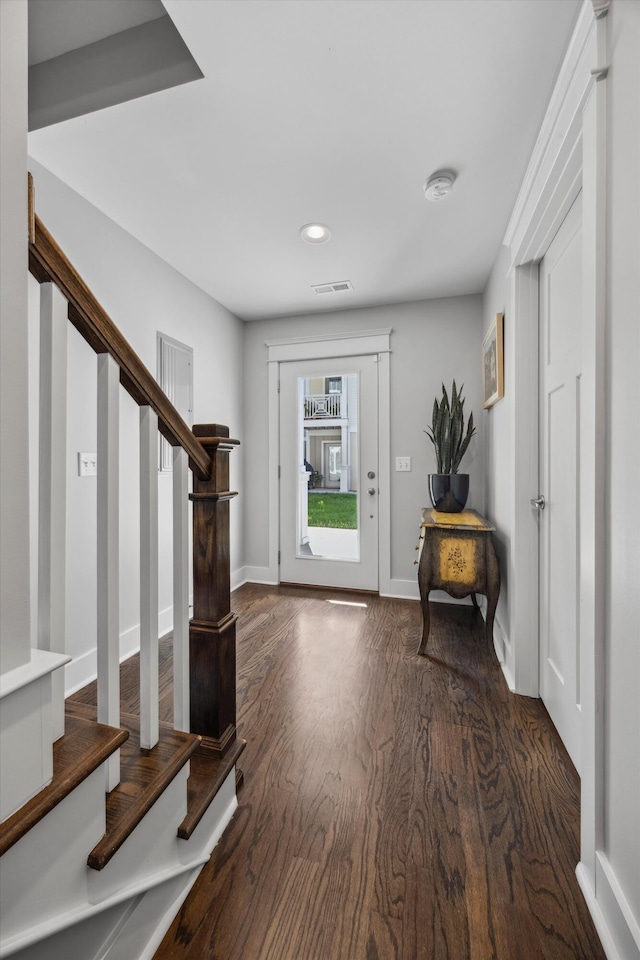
[502, 0, 606, 915]
[266, 329, 392, 594]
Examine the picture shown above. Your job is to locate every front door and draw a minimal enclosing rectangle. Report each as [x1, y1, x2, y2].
[279, 355, 379, 590]
[538, 194, 582, 772]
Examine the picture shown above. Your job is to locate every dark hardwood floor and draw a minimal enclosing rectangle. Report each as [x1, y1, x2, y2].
[154, 583, 604, 960]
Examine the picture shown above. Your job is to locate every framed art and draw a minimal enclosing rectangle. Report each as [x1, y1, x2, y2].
[482, 312, 504, 408]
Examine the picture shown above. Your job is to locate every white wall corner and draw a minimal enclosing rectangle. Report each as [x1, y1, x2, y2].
[231, 566, 247, 592]
[0, 648, 69, 820]
[0, 0, 31, 676]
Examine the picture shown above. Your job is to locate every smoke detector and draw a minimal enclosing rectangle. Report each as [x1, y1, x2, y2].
[423, 172, 455, 202]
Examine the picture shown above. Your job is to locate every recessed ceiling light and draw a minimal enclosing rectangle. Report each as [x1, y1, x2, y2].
[300, 223, 331, 244]
[423, 172, 455, 202]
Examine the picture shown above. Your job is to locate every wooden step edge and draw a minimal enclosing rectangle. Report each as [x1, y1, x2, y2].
[87, 720, 201, 871]
[177, 737, 247, 840]
[0, 716, 128, 858]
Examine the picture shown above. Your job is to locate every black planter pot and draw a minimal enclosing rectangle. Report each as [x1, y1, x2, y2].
[428, 473, 469, 513]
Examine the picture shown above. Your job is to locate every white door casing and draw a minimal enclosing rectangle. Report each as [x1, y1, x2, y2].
[279, 355, 379, 591]
[498, 0, 608, 934]
[157, 333, 193, 471]
[265, 328, 391, 593]
[538, 195, 582, 772]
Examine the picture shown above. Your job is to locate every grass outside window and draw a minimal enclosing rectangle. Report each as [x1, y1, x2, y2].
[308, 492, 357, 529]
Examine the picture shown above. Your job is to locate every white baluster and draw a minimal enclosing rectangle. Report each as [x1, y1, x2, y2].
[140, 406, 159, 749]
[97, 353, 120, 790]
[172, 446, 190, 731]
[37, 283, 68, 741]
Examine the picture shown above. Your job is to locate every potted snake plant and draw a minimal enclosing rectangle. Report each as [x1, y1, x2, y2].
[425, 381, 476, 512]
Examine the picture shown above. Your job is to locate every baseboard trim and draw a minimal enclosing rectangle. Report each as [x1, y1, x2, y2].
[243, 566, 279, 586]
[381, 578, 481, 606]
[65, 605, 174, 696]
[575, 853, 640, 960]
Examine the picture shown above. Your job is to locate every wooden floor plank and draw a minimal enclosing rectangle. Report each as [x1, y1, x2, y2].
[154, 583, 605, 960]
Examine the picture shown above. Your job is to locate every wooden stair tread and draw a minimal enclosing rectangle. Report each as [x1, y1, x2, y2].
[0, 715, 127, 858]
[178, 737, 246, 840]
[80, 710, 201, 870]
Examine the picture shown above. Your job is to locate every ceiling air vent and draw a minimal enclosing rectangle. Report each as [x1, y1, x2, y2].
[311, 280, 354, 295]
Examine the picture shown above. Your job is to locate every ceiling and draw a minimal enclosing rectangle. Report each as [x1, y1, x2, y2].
[28, 0, 201, 131]
[28, 0, 581, 321]
[28, 0, 166, 65]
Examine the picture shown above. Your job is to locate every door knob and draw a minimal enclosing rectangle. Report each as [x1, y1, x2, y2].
[367, 471, 376, 480]
[530, 495, 545, 510]
[367, 487, 376, 496]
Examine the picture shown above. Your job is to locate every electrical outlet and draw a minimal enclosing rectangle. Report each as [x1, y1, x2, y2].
[396, 456, 412, 472]
[78, 452, 97, 477]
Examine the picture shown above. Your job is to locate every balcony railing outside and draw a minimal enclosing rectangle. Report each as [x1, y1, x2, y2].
[304, 394, 342, 419]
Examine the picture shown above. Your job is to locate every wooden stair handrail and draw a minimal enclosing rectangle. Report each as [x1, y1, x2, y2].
[28, 215, 212, 480]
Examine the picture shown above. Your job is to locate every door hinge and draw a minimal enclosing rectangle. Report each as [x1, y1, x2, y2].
[278, 550, 281, 565]
[278, 465, 281, 479]
[277, 380, 280, 393]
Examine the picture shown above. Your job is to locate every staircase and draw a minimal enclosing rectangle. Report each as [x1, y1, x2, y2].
[0, 181, 244, 959]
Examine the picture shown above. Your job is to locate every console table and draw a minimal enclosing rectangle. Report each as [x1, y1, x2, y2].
[416, 508, 500, 656]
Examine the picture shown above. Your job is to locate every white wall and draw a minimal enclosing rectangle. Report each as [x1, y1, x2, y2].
[27, 159, 244, 692]
[242, 296, 484, 595]
[603, 0, 640, 951]
[481, 246, 512, 657]
[482, 2, 640, 955]
[0, 0, 31, 673]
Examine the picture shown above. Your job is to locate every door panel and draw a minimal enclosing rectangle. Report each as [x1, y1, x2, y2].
[279, 355, 378, 590]
[539, 194, 582, 772]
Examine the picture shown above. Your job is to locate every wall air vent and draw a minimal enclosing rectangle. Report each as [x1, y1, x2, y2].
[311, 280, 354, 295]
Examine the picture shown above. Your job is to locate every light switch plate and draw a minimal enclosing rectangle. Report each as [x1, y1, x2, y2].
[396, 456, 412, 472]
[78, 452, 97, 477]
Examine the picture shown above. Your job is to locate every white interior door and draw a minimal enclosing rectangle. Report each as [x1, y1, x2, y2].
[279, 355, 379, 590]
[538, 194, 582, 772]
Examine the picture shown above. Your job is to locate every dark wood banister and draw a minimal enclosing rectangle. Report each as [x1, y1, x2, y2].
[28, 214, 215, 480]
[28, 201, 243, 768]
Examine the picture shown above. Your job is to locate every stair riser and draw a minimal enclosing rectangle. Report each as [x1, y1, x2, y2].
[1, 768, 240, 960]
[178, 767, 237, 865]
[0, 768, 105, 954]
[88, 768, 189, 904]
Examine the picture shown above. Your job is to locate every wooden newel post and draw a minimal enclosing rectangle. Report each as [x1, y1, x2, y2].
[189, 424, 240, 758]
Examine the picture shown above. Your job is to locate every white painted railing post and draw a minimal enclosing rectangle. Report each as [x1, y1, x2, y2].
[37, 283, 68, 741]
[97, 353, 120, 790]
[139, 406, 159, 749]
[172, 446, 189, 731]
[299, 470, 310, 547]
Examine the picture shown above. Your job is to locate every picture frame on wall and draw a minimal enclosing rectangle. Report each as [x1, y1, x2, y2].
[482, 312, 504, 408]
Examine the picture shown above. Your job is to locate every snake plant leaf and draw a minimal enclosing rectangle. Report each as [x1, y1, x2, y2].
[453, 410, 477, 472]
[450, 406, 463, 470]
[427, 381, 476, 474]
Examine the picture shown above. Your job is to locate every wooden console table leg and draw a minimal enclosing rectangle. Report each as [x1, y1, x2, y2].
[417, 588, 431, 656]
[484, 544, 500, 646]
